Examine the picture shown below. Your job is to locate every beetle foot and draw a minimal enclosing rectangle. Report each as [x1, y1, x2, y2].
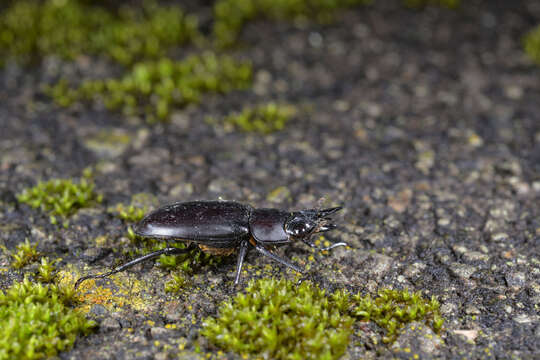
[74, 273, 107, 289]
[296, 272, 314, 286]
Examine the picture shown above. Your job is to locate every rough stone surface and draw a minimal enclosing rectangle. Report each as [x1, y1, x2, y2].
[391, 322, 444, 357]
[1, 1, 539, 359]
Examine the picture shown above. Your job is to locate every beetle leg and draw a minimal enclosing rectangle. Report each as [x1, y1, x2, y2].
[302, 239, 348, 252]
[253, 243, 303, 273]
[74, 244, 196, 289]
[233, 240, 249, 285]
[317, 223, 337, 232]
[317, 206, 342, 218]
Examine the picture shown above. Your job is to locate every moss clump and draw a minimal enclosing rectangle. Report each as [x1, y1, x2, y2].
[220, 102, 296, 134]
[109, 203, 147, 223]
[48, 53, 253, 122]
[403, 0, 460, 8]
[201, 278, 353, 360]
[0, 278, 95, 360]
[8, 239, 40, 269]
[159, 244, 222, 273]
[524, 25, 540, 65]
[164, 271, 189, 293]
[353, 288, 444, 343]
[0, 0, 198, 66]
[17, 175, 102, 224]
[36, 257, 58, 283]
[213, 0, 372, 47]
[108, 193, 157, 223]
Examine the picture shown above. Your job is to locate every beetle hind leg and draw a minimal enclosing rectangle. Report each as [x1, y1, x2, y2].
[74, 243, 196, 289]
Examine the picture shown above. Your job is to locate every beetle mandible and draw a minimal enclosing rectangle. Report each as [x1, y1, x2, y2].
[75, 200, 346, 288]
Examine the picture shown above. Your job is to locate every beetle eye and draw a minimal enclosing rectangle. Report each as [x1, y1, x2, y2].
[286, 218, 315, 238]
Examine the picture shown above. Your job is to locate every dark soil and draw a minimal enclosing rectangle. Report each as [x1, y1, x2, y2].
[1, 0, 539, 359]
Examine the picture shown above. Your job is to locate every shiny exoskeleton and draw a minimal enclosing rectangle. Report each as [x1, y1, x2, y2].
[75, 201, 346, 288]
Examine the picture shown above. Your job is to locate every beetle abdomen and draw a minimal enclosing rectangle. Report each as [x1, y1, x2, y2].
[198, 245, 236, 256]
[135, 201, 251, 242]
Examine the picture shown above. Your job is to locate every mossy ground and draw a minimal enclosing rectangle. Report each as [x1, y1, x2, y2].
[219, 103, 296, 134]
[16, 171, 102, 225]
[47, 53, 253, 122]
[108, 193, 158, 223]
[403, 0, 460, 9]
[56, 267, 153, 314]
[1, 0, 538, 359]
[0, 0, 198, 66]
[353, 288, 443, 344]
[212, 0, 373, 47]
[524, 25, 540, 65]
[202, 278, 353, 360]
[0, 278, 95, 360]
[7, 239, 40, 269]
[201, 278, 443, 359]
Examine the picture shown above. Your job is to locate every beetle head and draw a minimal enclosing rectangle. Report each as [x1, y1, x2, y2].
[285, 206, 342, 239]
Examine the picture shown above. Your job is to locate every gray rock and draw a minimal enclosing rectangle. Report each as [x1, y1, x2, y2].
[449, 263, 477, 280]
[365, 253, 393, 280]
[100, 317, 122, 332]
[82, 128, 131, 158]
[505, 272, 526, 289]
[391, 321, 444, 357]
[463, 251, 489, 262]
[89, 304, 109, 317]
[150, 327, 173, 338]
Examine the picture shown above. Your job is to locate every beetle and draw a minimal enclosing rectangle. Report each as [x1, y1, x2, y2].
[75, 200, 346, 288]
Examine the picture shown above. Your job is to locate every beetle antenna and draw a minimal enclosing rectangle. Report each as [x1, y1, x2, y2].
[74, 244, 195, 289]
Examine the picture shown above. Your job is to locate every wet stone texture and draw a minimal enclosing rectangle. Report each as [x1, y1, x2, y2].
[1, 1, 540, 359]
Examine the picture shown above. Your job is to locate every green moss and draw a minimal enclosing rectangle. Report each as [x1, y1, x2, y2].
[108, 193, 157, 223]
[353, 288, 443, 343]
[48, 53, 253, 123]
[202, 282, 446, 358]
[110, 203, 146, 222]
[201, 278, 353, 360]
[109, 203, 146, 223]
[220, 102, 296, 133]
[164, 271, 190, 293]
[83, 129, 132, 158]
[524, 25, 540, 65]
[213, 0, 372, 47]
[403, 0, 460, 9]
[9, 239, 40, 269]
[266, 185, 292, 203]
[36, 257, 58, 283]
[0, 277, 95, 360]
[17, 174, 102, 224]
[0, 0, 198, 66]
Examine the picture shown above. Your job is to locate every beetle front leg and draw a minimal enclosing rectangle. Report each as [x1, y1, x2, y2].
[301, 239, 348, 252]
[254, 243, 303, 273]
[74, 243, 196, 289]
[233, 240, 249, 285]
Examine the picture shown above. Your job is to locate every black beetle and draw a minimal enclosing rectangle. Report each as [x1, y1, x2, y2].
[75, 200, 346, 288]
